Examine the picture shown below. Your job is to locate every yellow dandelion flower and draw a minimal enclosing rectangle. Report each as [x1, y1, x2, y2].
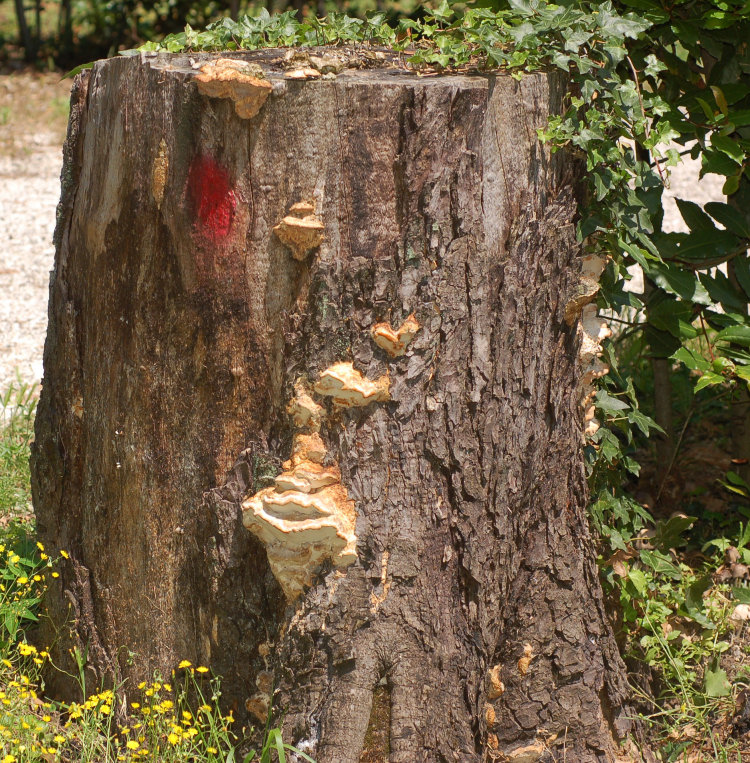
[207, 747, 218, 754]
[131, 702, 140, 709]
[51, 572, 59, 578]
[181, 710, 192, 720]
[167, 732, 180, 745]
[40, 553, 47, 560]
[137, 681, 146, 689]
[2, 754, 16, 763]
[36, 542, 45, 551]
[17, 577, 28, 585]
[100, 704, 111, 715]
[54, 735, 65, 744]
[177, 660, 192, 669]
[33, 575, 41, 582]
[196, 666, 209, 674]
[60, 550, 69, 559]
[126, 740, 139, 750]
[163, 683, 172, 692]
[1, 660, 11, 669]
[198, 704, 212, 713]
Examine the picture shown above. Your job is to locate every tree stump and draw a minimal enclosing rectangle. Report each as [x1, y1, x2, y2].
[32, 50, 633, 762]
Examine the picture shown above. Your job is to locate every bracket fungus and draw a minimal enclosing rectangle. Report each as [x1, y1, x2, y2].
[578, 304, 612, 438]
[314, 361, 390, 408]
[370, 313, 420, 357]
[273, 201, 325, 261]
[195, 58, 272, 120]
[564, 253, 608, 326]
[242, 390, 358, 601]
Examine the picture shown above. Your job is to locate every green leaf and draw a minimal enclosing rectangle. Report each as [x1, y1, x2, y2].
[628, 408, 663, 436]
[702, 150, 742, 178]
[639, 550, 682, 579]
[711, 86, 729, 117]
[704, 663, 732, 697]
[653, 515, 696, 550]
[61, 61, 95, 80]
[685, 575, 712, 618]
[733, 587, 750, 604]
[712, 134, 744, 164]
[628, 568, 649, 596]
[645, 262, 712, 304]
[699, 270, 747, 313]
[717, 325, 750, 347]
[704, 202, 750, 238]
[595, 389, 629, 413]
[723, 175, 741, 196]
[695, 371, 725, 391]
[675, 199, 716, 233]
[672, 346, 711, 373]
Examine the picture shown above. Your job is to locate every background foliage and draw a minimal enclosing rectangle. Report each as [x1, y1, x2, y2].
[3, 0, 750, 757]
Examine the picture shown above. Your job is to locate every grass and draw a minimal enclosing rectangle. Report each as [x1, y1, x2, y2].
[0, 382, 312, 762]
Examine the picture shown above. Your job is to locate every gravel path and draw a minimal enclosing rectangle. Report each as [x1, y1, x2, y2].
[0, 73, 70, 392]
[0, 74, 725, 392]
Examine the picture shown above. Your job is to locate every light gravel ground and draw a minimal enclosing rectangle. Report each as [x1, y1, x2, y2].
[0, 73, 70, 391]
[0, 73, 726, 391]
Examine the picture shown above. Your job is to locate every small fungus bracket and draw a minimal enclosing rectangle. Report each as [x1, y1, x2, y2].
[195, 58, 272, 120]
[314, 362, 390, 408]
[273, 201, 325, 261]
[370, 313, 420, 357]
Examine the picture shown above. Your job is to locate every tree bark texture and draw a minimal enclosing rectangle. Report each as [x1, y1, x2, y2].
[32, 51, 634, 762]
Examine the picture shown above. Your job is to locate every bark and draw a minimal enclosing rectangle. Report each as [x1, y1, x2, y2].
[32, 51, 635, 762]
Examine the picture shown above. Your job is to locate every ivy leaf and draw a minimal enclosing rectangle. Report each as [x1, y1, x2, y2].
[596, 389, 629, 413]
[628, 408, 663, 436]
[639, 550, 682, 579]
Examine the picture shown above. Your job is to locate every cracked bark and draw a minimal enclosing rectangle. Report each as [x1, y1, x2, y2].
[32, 51, 636, 762]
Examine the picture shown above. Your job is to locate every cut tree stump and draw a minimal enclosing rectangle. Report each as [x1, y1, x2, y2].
[32, 50, 636, 762]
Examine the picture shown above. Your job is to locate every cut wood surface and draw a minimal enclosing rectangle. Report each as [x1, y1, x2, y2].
[32, 50, 636, 761]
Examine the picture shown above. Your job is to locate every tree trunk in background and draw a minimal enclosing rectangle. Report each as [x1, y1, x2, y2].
[32, 51, 635, 762]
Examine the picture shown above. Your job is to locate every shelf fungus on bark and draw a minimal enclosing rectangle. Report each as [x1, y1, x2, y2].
[273, 202, 325, 261]
[370, 313, 420, 357]
[314, 362, 390, 408]
[564, 253, 608, 326]
[487, 664, 505, 700]
[578, 304, 612, 438]
[195, 58, 272, 120]
[242, 413, 357, 601]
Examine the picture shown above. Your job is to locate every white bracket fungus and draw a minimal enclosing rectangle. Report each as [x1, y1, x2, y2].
[370, 313, 420, 357]
[195, 59, 272, 120]
[578, 304, 613, 438]
[273, 201, 325, 261]
[564, 254, 608, 326]
[314, 362, 390, 408]
[242, 388, 358, 601]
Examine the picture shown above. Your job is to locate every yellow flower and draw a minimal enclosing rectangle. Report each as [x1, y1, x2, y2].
[51, 572, 59, 578]
[40, 554, 47, 561]
[54, 735, 65, 744]
[17, 576, 28, 585]
[60, 550, 69, 559]
[198, 704, 212, 713]
[100, 704, 111, 715]
[207, 747, 218, 755]
[196, 666, 209, 674]
[177, 660, 192, 669]
[163, 683, 172, 692]
[126, 740, 139, 750]
[167, 732, 180, 745]
[131, 702, 140, 709]
[2, 754, 16, 763]
[36, 542, 44, 552]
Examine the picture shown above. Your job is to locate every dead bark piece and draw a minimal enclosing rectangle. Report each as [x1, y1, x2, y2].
[151, 139, 168, 209]
[195, 58, 272, 119]
[370, 313, 420, 357]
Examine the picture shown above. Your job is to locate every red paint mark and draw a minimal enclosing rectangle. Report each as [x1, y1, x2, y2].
[187, 156, 237, 242]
